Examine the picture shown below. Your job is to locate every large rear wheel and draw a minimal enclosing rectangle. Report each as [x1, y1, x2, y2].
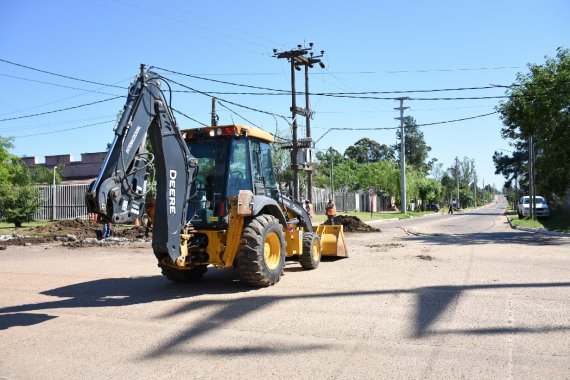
[237, 214, 285, 287]
[299, 232, 321, 270]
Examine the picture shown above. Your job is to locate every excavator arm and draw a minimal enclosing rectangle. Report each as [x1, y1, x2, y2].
[86, 64, 197, 263]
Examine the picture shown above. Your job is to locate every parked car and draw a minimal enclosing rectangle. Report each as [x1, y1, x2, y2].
[517, 196, 550, 218]
[428, 204, 440, 212]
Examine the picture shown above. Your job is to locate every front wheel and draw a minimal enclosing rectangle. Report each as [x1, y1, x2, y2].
[237, 214, 285, 287]
[299, 232, 321, 270]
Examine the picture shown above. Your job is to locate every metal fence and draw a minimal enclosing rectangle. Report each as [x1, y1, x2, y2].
[311, 187, 357, 213]
[34, 184, 90, 220]
[3, 183, 389, 222]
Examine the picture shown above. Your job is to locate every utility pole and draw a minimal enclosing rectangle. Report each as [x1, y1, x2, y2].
[329, 147, 334, 199]
[211, 97, 218, 126]
[473, 173, 477, 207]
[395, 97, 409, 214]
[455, 156, 460, 209]
[529, 135, 536, 220]
[273, 44, 325, 202]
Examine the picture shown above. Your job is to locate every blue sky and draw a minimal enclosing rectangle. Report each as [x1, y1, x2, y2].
[1, 0, 568, 188]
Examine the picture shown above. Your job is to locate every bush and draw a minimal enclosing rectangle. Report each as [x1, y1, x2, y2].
[0, 185, 40, 227]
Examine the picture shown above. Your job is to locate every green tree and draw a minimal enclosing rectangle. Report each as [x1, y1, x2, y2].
[356, 161, 399, 197]
[497, 47, 570, 196]
[0, 136, 40, 227]
[418, 177, 443, 210]
[313, 148, 344, 190]
[27, 164, 64, 184]
[492, 148, 527, 190]
[393, 117, 433, 173]
[0, 136, 16, 185]
[344, 138, 395, 163]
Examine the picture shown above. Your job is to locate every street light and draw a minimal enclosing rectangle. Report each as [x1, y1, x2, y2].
[52, 166, 58, 220]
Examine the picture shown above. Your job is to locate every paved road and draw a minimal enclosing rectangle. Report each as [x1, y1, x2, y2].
[1, 201, 569, 379]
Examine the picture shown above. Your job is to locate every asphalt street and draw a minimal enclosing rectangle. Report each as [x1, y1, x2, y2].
[1, 199, 569, 379]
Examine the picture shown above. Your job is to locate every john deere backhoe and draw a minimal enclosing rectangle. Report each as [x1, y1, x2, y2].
[86, 65, 347, 287]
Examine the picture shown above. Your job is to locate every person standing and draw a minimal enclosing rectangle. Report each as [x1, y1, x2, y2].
[325, 198, 336, 224]
[304, 199, 314, 219]
[101, 222, 111, 238]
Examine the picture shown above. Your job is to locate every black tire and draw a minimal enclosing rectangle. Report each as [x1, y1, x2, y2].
[299, 232, 321, 270]
[160, 265, 208, 283]
[237, 214, 285, 287]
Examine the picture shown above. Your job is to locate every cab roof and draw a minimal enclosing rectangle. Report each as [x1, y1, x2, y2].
[182, 124, 274, 143]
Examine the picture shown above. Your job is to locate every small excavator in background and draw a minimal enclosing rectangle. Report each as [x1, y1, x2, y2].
[86, 65, 347, 287]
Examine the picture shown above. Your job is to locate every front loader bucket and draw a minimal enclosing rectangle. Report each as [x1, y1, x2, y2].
[314, 225, 348, 258]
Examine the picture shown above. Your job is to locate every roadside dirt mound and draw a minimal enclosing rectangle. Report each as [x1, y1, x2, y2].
[323, 215, 379, 232]
[1, 219, 151, 247]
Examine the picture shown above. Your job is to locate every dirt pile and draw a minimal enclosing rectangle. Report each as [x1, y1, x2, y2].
[1, 218, 150, 247]
[323, 215, 379, 232]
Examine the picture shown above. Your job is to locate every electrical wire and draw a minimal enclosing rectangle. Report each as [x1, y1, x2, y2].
[0, 96, 124, 122]
[0, 58, 125, 88]
[171, 107, 209, 127]
[153, 65, 511, 97]
[163, 76, 290, 123]
[313, 111, 499, 146]
[217, 101, 260, 128]
[12, 120, 115, 138]
[416, 111, 498, 126]
[0, 73, 125, 96]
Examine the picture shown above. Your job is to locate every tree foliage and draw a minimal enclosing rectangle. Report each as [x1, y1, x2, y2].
[497, 47, 570, 196]
[0, 136, 40, 226]
[393, 117, 433, 173]
[344, 138, 395, 163]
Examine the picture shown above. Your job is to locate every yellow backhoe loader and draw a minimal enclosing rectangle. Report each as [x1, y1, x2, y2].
[86, 65, 347, 287]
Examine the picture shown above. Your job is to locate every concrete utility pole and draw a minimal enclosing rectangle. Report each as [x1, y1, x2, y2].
[273, 44, 325, 202]
[395, 97, 409, 214]
[455, 156, 460, 209]
[529, 135, 536, 220]
[211, 97, 218, 126]
[329, 147, 334, 199]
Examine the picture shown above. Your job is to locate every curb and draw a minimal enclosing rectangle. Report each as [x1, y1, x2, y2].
[505, 215, 570, 237]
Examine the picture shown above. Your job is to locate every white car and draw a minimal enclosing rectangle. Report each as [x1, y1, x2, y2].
[517, 196, 550, 218]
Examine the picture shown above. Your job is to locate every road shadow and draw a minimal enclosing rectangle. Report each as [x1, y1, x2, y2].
[0, 267, 252, 329]
[2, 273, 569, 357]
[0, 312, 57, 330]
[402, 229, 569, 246]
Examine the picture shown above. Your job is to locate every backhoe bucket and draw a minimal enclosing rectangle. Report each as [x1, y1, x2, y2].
[314, 225, 348, 257]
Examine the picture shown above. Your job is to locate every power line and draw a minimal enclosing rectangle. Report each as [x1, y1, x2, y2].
[217, 101, 260, 128]
[171, 107, 209, 127]
[313, 111, 499, 145]
[12, 120, 115, 138]
[0, 58, 125, 89]
[163, 76, 290, 123]
[0, 96, 123, 122]
[0, 73, 124, 96]
[416, 111, 498, 126]
[155, 65, 509, 96]
[148, 66, 522, 76]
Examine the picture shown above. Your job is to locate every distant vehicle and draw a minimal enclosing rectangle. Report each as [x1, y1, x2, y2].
[517, 196, 550, 218]
[429, 204, 440, 212]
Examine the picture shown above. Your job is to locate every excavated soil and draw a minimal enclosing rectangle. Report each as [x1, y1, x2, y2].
[0, 218, 149, 248]
[323, 215, 380, 232]
[0, 214, 378, 249]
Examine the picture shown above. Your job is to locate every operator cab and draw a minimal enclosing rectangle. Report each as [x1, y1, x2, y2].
[183, 125, 278, 229]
